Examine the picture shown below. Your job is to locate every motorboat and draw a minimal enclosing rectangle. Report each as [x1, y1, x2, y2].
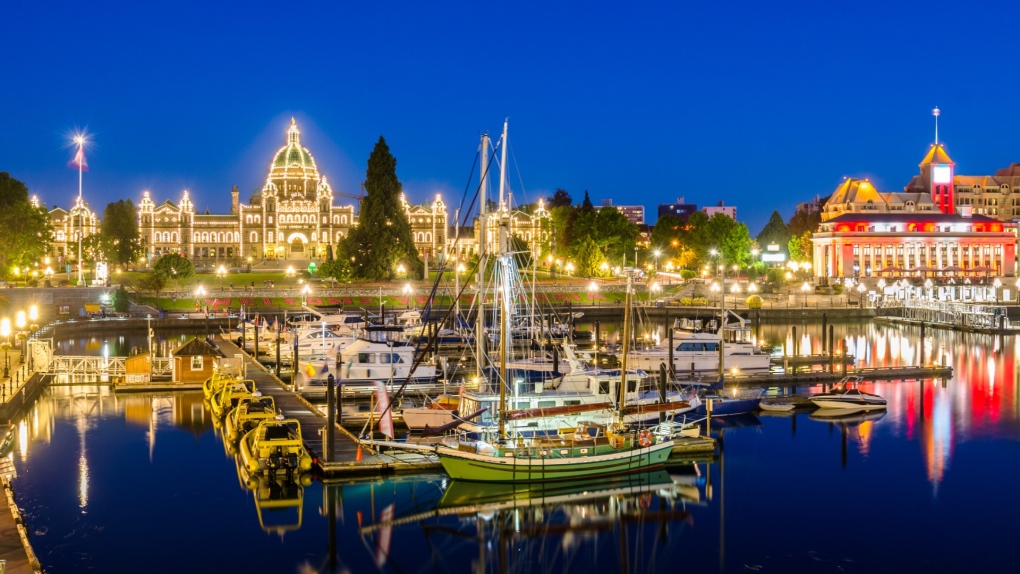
[689, 384, 762, 416]
[759, 399, 796, 412]
[626, 312, 771, 374]
[211, 379, 257, 419]
[809, 376, 886, 410]
[332, 325, 438, 390]
[239, 417, 314, 474]
[226, 393, 278, 442]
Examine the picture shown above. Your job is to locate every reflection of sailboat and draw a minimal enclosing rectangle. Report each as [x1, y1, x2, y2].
[234, 457, 311, 535]
[360, 469, 694, 572]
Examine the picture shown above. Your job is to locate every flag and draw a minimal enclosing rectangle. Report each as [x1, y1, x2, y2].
[68, 146, 88, 171]
[305, 362, 317, 377]
[374, 381, 394, 438]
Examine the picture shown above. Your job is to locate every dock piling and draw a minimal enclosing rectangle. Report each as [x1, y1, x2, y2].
[325, 373, 335, 463]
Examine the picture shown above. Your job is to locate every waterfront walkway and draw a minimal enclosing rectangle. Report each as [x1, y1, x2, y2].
[216, 337, 444, 478]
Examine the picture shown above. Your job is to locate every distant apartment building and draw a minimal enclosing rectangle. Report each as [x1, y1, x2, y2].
[657, 197, 698, 221]
[702, 200, 736, 220]
[598, 199, 645, 226]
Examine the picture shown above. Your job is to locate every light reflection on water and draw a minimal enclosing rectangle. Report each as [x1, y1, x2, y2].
[6, 322, 1020, 572]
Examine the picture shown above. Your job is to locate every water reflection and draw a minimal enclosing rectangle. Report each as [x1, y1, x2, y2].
[359, 469, 700, 573]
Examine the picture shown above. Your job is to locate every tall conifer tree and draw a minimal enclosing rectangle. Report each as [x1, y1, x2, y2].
[341, 137, 422, 279]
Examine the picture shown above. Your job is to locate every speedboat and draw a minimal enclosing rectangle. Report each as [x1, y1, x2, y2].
[809, 376, 886, 410]
[759, 399, 796, 412]
[226, 393, 278, 442]
[239, 417, 314, 474]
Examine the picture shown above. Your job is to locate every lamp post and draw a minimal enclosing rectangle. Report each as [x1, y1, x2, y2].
[28, 305, 38, 371]
[710, 281, 721, 308]
[588, 281, 599, 306]
[15, 311, 26, 364]
[801, 281, 810, 308]
[600, 261, 609, 282]
[195, 285, 208, 338]
[858, 282, 867, 307]
[993, 278, 1002, 303]
[301, 284, 311, 306]
[246, 256, 253, 273]
[1, 318, 10, 379]
[650, 282, 662, 302]
[216, 265, 227, 280]
[730, 282, 741, 309]
[565, 262, 575, 277]
[653, 250, 660, 273]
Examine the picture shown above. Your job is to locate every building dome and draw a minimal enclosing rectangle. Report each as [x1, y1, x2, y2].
[267, 118, 321, 196]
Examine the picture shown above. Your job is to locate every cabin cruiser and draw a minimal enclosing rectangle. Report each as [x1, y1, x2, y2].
[626, 312, 771, 374]
[809, 376, 887, 410]
[297, 325, 438, 396]
[266, 325, 355, 360]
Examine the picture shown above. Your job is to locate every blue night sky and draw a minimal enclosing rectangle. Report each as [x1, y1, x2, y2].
[3, 0, 1020, 235]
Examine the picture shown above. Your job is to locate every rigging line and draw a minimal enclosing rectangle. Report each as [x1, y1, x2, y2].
[372, 141, 501, 423]
[507, 139, 531, 206]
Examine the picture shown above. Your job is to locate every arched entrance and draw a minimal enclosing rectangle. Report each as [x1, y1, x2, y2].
[287, 232, 309, 260]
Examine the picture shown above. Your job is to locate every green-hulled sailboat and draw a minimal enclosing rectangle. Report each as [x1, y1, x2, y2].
[436, 120, 671, 482]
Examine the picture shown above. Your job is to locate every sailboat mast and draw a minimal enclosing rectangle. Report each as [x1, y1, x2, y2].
[718, 251, 725, 381]
[476, 134, 489, 379]
[496, 120, 510, 442]
[617, 274, 632, 416]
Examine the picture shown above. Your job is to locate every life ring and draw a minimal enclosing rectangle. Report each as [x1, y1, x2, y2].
[638, 429, 653, 447]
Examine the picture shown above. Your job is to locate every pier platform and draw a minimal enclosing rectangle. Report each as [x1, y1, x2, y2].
[714, 364, 953, 386]
[0, 477, 42, 573]
[216, 337, 443, 478]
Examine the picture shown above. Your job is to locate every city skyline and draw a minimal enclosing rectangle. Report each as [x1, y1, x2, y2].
[5, 1, 1020, 234]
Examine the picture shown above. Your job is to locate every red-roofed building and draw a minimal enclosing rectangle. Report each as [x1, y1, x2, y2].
[812, 139, 1017, 280]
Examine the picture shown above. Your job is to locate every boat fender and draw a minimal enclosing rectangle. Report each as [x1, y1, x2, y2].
[638, 429, 653, 447]
[609, 435, 625, 449]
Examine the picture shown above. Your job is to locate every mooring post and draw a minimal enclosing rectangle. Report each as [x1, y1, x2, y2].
[821, 313, 828, 353]
[594, 320, 601, 366]
[828, 324, 835, 373]
[919, 322, 925, 367]
[325, 373, 335, 463]
[840, 339, 846, 375]
[667, 321, 675, 379]
[791, 326, 798, 373]
[254, 317, 259, 362]
[659, 363, 668, 423]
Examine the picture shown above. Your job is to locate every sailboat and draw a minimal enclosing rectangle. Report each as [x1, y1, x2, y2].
[434, 120, 673, 482]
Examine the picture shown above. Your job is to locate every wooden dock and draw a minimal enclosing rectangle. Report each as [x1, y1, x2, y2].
[0, 477, 42, 573]
[715, 364, 953, 386]
[216, 337, 443, 478]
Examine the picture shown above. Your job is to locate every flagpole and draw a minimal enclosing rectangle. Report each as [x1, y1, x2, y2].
[76, 137, 85, 287]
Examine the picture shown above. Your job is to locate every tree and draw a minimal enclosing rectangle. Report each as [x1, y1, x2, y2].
[575, 236, 609, 277]
[570, 207, 639, 263]
[0, 172, 53, 280]
[580, 190, 594, 213]
[153, 253, 194, 282]
[340, 137, 423, 280]
[138, 271, 167, 298]
[546, 189, 572, 209]
[788, 231, 813, 262]
[546, 205, 577, 262]
[755, 210, 792, 253]
[112, 285, 130, 312]
[788, 203, 823, 237]
[100, 199, 141, 266]
[318, 258, 353, 284]
[720, 222, 753, 269]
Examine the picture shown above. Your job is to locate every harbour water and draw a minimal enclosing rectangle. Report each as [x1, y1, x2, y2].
[7, 321, 1020, 572]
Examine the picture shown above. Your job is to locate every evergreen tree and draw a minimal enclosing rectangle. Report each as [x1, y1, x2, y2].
[153, 253, 194, 282]
[580, 190, 594, 213]
[788, 231, 813, 262]
[100, 199, 141, 266]
[546, 189, 572, 209]
[319, 258, 353, 283]
[755, 210, 792, 252]
[788, 202, 823, 237]
[0, 172, 53, 280]
[326, 244, 334, 261]
[113, 285, 130, 312]
[341, 137, 422, 280]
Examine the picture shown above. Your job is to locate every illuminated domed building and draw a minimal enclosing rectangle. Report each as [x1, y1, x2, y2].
[138, 119, 448, 265]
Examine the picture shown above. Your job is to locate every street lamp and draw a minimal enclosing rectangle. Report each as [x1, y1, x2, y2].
[216, 265, 227, 279]
[650, 282, 662, 300]
[588, 281, 599, 305]
[15, 311, 26, 364]
[12, 267, 19, 287]
[565, 262, 575, 276]
[301, 284, 312, 306]
[801, 281, 810, 307]
[0, 318, 10, 379]
[710, 281, 721, 307]
[653, 250, 660, 272]
[730, 282, 741, 309]
[600, 261, 609, 278]
[993, 278, 1002, 303]
[858, 282, 867, 306]
[246, 256, 253, 272]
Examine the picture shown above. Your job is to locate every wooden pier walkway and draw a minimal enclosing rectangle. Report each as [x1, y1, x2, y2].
[216, 337, 443, 478]
[714, 364, 953, 386]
